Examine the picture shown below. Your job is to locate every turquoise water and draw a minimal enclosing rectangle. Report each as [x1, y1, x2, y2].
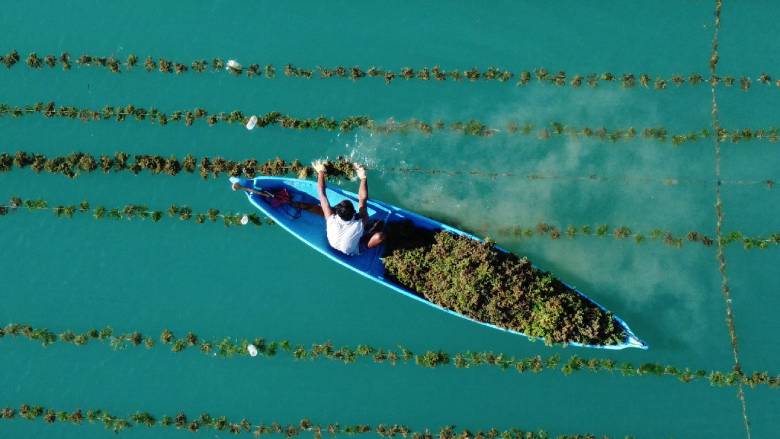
[1, 1, 778, 438]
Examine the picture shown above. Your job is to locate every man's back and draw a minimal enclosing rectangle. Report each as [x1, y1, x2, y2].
[326, 214, 364, 255]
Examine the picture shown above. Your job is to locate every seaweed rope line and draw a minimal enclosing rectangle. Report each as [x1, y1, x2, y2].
[13, 196, 780, 250]
[6, 50, 780, 92]
[708, 2, 751, 438]
[5, 151, 780, 189]
[9, 201, 780, 251]
[0, 402, 616, 439]
[0, 203, 727, 249]
[0, 203, 270, 226]
[6, 103, 780, 145]
[386, 166, 780, 188]
[5, 323, 779, 388]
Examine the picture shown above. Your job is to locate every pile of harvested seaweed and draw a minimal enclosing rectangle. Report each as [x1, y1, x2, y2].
[382, 224, 627, 346]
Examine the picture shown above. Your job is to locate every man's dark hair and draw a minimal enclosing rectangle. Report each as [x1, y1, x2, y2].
[333, 200, 356, 221]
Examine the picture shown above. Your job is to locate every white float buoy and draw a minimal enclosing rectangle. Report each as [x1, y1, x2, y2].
[247, 344, 258, 357]
[226, 59, 242, 70]
[245, 115, 258, 130]
[240, 215, 249, 225]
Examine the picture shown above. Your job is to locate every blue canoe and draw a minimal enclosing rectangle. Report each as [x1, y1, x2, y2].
[230, 176, 647, 350]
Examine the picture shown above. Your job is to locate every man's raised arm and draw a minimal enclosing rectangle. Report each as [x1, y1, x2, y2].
[313, 160, 333, 218]
[356, 165, 368, 224]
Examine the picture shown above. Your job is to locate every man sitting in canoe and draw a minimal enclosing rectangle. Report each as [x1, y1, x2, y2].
[231, 160, 385, 256]
[313, 160, 385, 255]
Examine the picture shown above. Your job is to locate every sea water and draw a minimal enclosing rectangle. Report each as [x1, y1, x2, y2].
[0, 1, 777, 438]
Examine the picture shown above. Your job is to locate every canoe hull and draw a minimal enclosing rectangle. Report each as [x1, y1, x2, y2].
[230, 176, 647, 350]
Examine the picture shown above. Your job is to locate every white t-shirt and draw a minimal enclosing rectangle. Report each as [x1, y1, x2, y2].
[326, 214, 364, 256]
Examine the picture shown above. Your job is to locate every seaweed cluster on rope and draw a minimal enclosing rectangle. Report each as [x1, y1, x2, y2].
[0, 150, 356, 180]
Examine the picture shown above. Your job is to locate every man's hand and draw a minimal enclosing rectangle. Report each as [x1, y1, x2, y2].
[355, 163, 367, 180]
[312, 159, 328, 174]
